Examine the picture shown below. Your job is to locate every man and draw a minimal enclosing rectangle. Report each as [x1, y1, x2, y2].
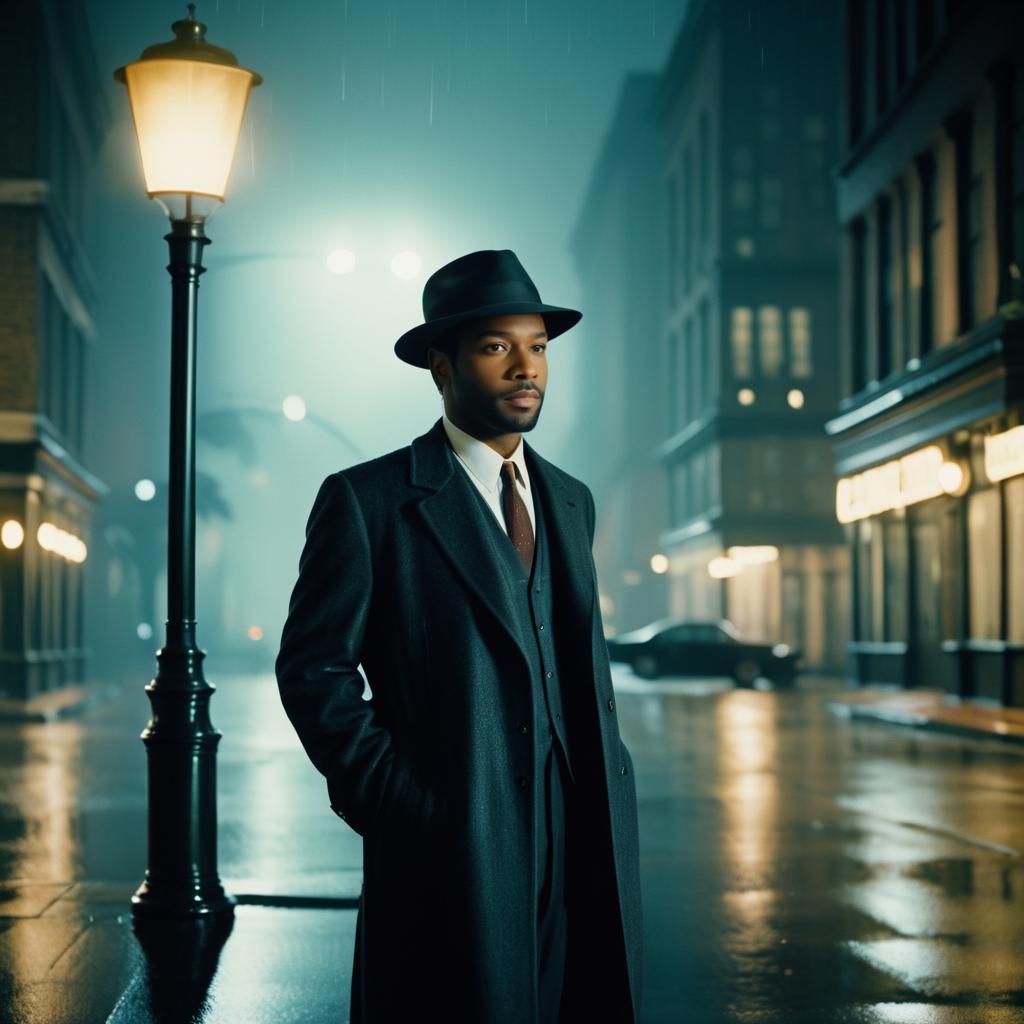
[275, 249, 641, 1023]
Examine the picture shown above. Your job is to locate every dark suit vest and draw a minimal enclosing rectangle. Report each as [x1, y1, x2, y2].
[458, 465, 576, 785]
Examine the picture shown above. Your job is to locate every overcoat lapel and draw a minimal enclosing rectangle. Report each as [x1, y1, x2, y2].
[523, 442, 597, 629]
[412, 419, 529, 668]
[410, 418, 596, 665]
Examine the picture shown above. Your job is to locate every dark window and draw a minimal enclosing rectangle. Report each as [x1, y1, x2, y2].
[1013, 67, 1024, 286]
[918, 154, 937, 355]
[699, 298, 712, 399]
[668, 331, 681, 433]
[877, 196, 893, 378]
[66, 324, 80, 452]
[683, 144, 693, 294]
[914, 0, 934, 60]
[893, 1, 908, 89]
[898, 180, 911, 364]
[686, 316, 699, 419]
[851, 218, 868, 390]
[847, 0, 867, 143]
[874, 0, 890, 114]
[698, 111, 710, 270]
[667, 176, 678, 305]
[967, 149, 984, 327]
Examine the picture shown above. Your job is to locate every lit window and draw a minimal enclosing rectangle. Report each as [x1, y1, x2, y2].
[789, 307, 813, 378]
[730, 307, 753, 378]
[731, 178, 753, 211]
[758, 306, 783, 377]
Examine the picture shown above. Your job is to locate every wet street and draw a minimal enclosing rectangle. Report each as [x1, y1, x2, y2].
[1, 667, 1023, 1023]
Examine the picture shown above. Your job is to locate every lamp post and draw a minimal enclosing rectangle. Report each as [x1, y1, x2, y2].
[115, 5, 261, 919]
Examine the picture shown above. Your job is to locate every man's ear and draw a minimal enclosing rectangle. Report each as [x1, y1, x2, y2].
[427, 348, 446, 394]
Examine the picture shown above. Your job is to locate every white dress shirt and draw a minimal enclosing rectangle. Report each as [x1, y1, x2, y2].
[441, 413, 536, 536]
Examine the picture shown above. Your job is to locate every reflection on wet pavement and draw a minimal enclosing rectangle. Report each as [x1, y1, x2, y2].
[616, 671, 1024, 1023]
[0, 668, 1022, 1021]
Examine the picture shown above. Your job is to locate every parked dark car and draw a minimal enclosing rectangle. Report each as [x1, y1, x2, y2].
[605, 618, 801, 687]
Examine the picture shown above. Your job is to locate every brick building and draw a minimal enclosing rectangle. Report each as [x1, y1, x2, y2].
[0, 0, 108, 699]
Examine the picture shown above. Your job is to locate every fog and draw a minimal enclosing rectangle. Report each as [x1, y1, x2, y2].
[83, 0, 693, 679]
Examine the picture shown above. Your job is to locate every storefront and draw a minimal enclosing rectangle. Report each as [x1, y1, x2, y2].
[836, 418, 1024, 706]
[665, 536, 849, 673]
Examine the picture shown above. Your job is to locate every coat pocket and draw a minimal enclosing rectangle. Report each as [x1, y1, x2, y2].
[373, 754, 447, 837]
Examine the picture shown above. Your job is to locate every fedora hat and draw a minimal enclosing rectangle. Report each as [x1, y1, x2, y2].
[394, 249, 582, 368]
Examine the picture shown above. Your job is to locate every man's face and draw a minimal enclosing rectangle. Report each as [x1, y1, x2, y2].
[430, 313, 549, 438]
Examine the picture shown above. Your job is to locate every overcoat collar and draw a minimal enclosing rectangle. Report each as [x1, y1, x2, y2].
[410, 417, 595, 664]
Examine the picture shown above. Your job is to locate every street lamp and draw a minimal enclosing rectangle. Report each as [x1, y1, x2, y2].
[115, 5, 261, 920]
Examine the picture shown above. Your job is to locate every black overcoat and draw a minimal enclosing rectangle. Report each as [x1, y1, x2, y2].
[275, 417, 642, 1023]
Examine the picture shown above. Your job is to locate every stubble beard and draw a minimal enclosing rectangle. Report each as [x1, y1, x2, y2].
[454, 378, 545, 439]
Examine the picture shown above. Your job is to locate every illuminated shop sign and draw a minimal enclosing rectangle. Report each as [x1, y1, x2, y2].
[984, 425, 1024, 483]
[835, 445, 967, 524]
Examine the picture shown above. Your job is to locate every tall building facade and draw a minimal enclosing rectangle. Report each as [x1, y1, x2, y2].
[569, 75, 668, 635]
[0, 1, 108, 699]
[656, 0, 848, 670]
[830, 0, 1024, 704]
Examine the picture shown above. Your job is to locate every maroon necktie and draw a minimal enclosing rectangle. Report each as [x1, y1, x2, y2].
[500, 460, 534, 573]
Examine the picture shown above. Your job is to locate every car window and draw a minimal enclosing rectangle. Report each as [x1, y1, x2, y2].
[692, 625, 723, 643]
[660, 625, 695, 643]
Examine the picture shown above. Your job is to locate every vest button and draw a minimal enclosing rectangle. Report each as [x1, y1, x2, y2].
[607, 699, 615, 711]
[538, 623, 545, 630]
[555, 712, 561, 720]
[620, 765, 628, 775]
[518, 776, 528, 789]
[519, 723, 529, 734]
[546, 671, 553, 680]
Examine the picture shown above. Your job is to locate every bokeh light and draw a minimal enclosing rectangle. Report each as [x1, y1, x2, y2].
[282, 395, 307, 422]
[326, 248, 356, 275]
[134, 478, 156, 501]
[390, 250, 422, 279]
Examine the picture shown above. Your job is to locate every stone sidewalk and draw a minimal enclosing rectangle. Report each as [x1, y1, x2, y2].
[828, 686, 1024, 745]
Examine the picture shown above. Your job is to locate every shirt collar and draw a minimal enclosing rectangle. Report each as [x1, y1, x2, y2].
[442, 413, 530, 494]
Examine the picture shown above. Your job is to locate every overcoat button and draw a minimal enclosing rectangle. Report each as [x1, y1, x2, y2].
[546, 671, 553, 680]
[607, 699, 615, 711]
[518, 776, 528, 789]
[538, 624, 545, 630]
[520, 723, 529, 734]
[555, 712, 561, 720]
[620, 765, 628, 775]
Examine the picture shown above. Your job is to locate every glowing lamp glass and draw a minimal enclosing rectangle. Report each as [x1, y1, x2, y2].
[123, 59, 256, 200]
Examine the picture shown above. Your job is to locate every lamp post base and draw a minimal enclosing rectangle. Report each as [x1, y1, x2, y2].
[131, 881, 237, 920]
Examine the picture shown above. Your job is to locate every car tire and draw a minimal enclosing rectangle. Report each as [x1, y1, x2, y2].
[633, 655, 661, 679]
[733, 659, 760, 687]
